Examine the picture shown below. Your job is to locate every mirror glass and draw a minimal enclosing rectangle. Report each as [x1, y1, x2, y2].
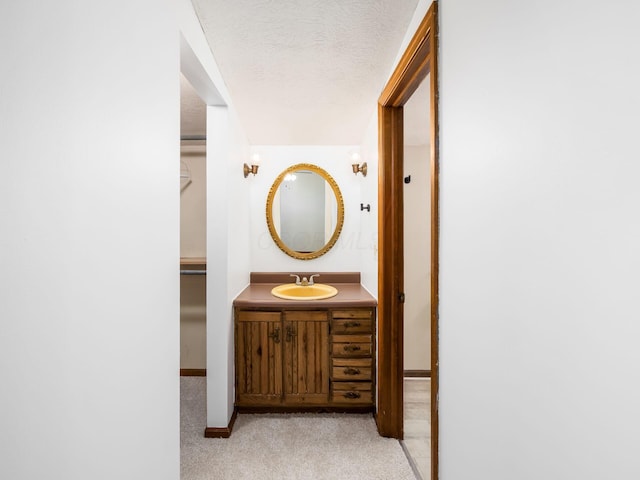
[266, 163, 344, 260]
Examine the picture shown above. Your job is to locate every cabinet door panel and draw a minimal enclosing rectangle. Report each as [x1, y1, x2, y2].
[236, 313, 282, 405]
[283, 316, 329, 404]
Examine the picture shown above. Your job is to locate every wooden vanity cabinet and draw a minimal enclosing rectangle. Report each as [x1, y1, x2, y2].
[234, 307, 375, 411]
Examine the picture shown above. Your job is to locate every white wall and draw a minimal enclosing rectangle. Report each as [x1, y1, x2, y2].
[180, 146, 207, 258]
[250, 146, 370, 273]
[0, 1, 179, 479]
[439, 1, 640, 478]
[359, 0, 434, 297]
[206, 106, 251, 427]
[359, 116, 380, 295]
[404, 145, 431, 371]
[177, 0, 251, 428]
[221, 107, 251, 423]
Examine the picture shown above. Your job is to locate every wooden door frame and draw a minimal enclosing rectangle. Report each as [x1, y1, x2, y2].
[376, 2, 439, 479]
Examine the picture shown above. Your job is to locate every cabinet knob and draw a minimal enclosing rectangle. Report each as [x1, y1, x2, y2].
[343, 321, 361, 328]
[343, 391, 361, 399]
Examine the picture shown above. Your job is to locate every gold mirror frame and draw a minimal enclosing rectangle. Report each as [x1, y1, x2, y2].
[266, 163, 345, 260]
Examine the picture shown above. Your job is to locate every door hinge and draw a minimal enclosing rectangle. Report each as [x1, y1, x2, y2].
[399, 292, 405, 303]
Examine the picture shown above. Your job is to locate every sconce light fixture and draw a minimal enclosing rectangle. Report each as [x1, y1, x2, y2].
[350, 152, 367, 177]
[243, 153, 261, 178]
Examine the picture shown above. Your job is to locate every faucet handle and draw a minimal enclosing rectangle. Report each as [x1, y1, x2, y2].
[309, 274, 320, 285]
[289, 274, 301, 285]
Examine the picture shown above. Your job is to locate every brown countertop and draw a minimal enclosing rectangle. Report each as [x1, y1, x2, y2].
[233, 272, 377, 309]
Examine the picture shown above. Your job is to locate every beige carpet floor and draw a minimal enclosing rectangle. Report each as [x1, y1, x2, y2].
[181, 377, 416, 479]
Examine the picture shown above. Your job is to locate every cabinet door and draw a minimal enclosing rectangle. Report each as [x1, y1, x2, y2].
[283, 311, 330, 405]
[235, 311, 283, 406]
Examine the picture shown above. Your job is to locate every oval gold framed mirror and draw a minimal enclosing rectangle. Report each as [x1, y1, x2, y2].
[266, 163, 344, 260]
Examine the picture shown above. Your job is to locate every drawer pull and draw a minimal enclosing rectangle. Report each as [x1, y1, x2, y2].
[343, 321, 361, 328]
[343, 391, 361, 399]
[343, 367, 361, 375]
[343, 345, 361, 352]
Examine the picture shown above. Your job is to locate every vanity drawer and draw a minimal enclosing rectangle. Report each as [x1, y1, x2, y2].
[332, 358, 372, 381]
[331, 382, 373, 404]
[331, 318, 373, 334]
[332, 310, 372, 320]
[331, 335, 372, 357]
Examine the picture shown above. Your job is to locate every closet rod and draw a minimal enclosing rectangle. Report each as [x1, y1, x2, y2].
[181, 135, 206, 141]
[180, 270, 206, 276]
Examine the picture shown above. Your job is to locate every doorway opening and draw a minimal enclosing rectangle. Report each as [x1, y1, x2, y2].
[402, 71, 431, 480]
[179, 73, 207, 378]
[376, 2, 439, 479]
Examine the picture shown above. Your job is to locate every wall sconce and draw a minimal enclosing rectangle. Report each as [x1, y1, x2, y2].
[350, 152, 367, 177]
[243, 153, 261, 178]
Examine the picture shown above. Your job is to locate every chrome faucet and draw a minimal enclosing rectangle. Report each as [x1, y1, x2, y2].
[290, 273, 320, 286]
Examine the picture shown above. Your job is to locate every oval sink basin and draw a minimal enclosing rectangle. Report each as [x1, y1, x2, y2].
[271, 283, 338, 301]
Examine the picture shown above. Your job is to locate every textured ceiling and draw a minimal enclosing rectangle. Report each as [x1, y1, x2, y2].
[191, 0, 420, 145]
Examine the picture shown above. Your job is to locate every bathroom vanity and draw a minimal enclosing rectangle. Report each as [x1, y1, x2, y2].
[233, 272, 376, 412]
